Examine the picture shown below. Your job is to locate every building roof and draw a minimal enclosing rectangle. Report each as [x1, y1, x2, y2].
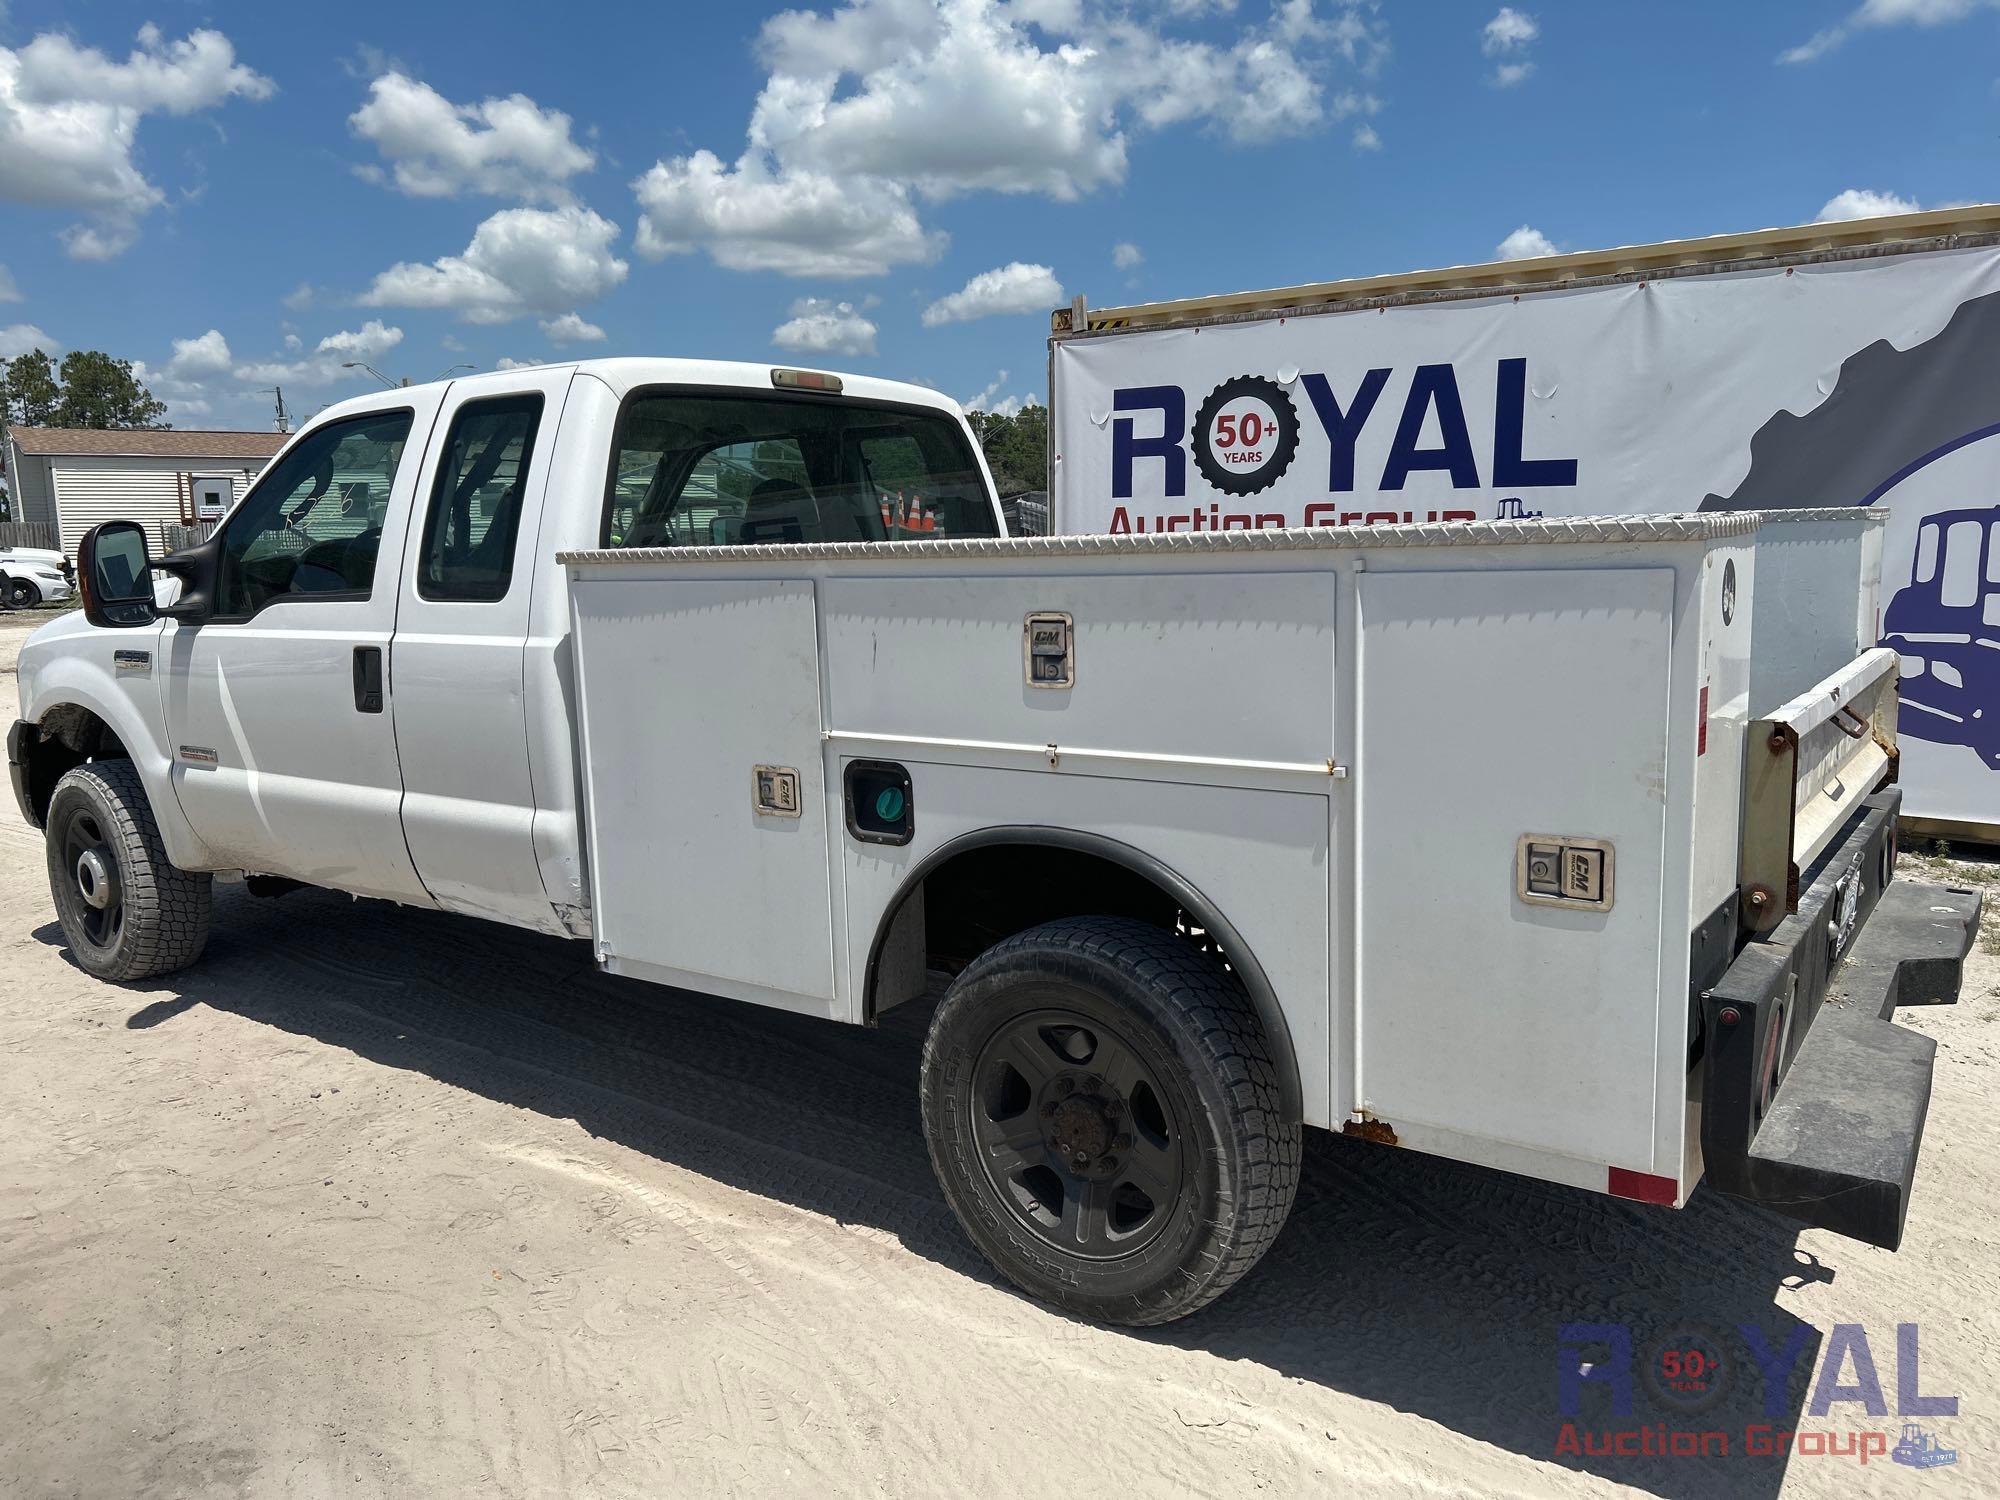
[7, 426, 288, 459]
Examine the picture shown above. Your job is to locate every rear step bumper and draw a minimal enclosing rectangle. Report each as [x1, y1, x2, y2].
[1700, 787, 1982, 1250]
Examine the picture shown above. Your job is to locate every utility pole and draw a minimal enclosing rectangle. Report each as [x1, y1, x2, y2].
[258, 386, 291, 434]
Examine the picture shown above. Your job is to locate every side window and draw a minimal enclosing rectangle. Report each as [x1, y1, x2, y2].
[217, 410, 413, 618]
[418, 394, 545, 601]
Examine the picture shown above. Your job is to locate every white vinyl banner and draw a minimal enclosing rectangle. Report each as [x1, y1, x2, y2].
[1051, 246, 2000, 831]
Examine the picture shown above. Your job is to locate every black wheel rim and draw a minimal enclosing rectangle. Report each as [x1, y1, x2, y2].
[970, 1007, 1188, 1262]
[60, 807, 123, 949]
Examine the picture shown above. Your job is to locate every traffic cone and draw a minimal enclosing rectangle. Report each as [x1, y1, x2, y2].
[878, 494, 893, 533]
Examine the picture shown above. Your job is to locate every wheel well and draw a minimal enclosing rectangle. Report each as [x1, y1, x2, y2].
[20, 706, 128, 825]
[865, 829, 1303, 1122]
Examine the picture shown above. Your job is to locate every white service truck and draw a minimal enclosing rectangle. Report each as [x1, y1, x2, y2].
[8, 359, 1982, 1326]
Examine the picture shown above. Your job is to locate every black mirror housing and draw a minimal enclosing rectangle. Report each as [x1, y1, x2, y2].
[155, 530, 224, 624]
[78, 521, 158, 630]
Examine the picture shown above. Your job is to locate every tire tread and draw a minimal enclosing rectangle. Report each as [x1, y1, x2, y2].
[921, 915, 1300, 1325]
[48, 760, 210, 981]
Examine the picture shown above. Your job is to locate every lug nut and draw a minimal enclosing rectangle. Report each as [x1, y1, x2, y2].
[1102, 1097, 1123, 1116]
[1055, 1076, 1074, 1097]
[1082, 1075, 1103, 1094]
[1113, 1133, 1132, 1152]
[1098, 1155, 1118, 1171]
[1042, 1102, 1058, 1118]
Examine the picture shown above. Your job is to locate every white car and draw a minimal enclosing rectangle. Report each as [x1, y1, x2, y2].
[0, 546, 74, 609]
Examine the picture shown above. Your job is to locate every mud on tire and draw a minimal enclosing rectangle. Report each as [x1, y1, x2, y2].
[920, 916, 1300, 1325]
[45, 760, 212, 982]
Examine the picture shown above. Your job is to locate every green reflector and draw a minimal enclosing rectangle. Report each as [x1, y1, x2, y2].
[875, 786, 906, 822]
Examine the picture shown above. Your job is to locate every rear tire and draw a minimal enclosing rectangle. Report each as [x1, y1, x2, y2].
[45, 760, 211, 981]
[920, 916, 1299, 1325]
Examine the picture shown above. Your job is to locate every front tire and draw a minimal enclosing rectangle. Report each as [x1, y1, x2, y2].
[920, 916, 1300, 1325]
[46, 761, 211, 981]
[4, 576, 37, 609]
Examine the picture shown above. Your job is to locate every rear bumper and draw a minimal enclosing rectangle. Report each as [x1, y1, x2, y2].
[7, 719, 37, 829]
[1700, 787, 1981, 1250]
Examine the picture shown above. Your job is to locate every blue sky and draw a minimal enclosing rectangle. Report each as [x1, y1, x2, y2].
[0, 0, 1993, 430]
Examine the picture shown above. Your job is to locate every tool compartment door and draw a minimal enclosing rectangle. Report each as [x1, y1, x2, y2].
[1355, 566, 1676, 1171]
[568, 575, 836, 1014]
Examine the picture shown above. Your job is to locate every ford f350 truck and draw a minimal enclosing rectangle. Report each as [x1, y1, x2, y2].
[7, 359, 1983, 1326]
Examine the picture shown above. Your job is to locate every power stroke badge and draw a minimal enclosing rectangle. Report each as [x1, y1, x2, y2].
[1190, 375, 1301, 496]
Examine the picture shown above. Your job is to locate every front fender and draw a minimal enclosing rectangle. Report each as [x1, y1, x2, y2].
[18, 618, 218, 871]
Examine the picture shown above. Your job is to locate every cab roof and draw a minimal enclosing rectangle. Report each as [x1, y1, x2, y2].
[309, 358, 964, 430]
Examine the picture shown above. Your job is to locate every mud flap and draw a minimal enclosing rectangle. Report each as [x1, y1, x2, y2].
[1700, 789, 1982, 1249]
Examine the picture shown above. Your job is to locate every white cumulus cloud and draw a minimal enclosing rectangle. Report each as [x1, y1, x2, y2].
[772, 297, 879, 357]
[923, 262, 1064, 326]
[1482, 7, 1540, 51]
[1112, 241, 1143, 270]
[1816, 188, 1925, 221]
[1481, 7, 1539, 85]
[961, 369, 1039, 418]
[0, 323, 59, 359]
[350, 72, 594, 202]
[0, 25, 272, 259]
[235, 321, 406, 385]
[361, 205, 629, 324]
[1496, 224, 1557, 259]
[1782, 0, 2000, 63]
[633, 151, 943, 277]
[167, 328, 232, 378]
[540, 312, 606, 344]
[633, 0, 1391, 279]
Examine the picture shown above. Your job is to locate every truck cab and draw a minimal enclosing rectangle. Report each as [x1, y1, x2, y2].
[9, 359, 1004, 939]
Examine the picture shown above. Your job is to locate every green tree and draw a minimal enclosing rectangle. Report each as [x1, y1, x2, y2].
[968, 403, 1048, 496]
[53, 351, 168, 430]
[1, 351, 65, 522]
[2, 350, 63, 428]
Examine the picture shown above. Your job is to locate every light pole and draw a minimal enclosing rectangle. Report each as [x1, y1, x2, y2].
[435, 363, 475, 381]
[340, 361, 403, 389]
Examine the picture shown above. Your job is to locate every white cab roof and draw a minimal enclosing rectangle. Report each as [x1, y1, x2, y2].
[308, 358, 963, 430]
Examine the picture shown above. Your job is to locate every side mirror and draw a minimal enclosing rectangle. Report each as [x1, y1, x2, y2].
[78, 521, 158, 629]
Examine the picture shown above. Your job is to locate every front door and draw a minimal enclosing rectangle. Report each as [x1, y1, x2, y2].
[161, 398, 443, 903]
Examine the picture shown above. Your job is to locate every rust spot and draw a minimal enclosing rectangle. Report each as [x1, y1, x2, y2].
[1341, 1117, 1398, 1146]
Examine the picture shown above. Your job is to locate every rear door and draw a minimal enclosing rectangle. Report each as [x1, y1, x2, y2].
[390, 370, 573, 932]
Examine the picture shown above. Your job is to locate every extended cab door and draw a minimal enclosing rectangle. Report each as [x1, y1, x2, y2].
[389, 370, 573, 932]
[161, 398, 442, 902]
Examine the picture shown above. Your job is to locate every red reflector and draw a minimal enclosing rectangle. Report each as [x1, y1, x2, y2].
[1697, 684, 1709, 756]
[1607, 1167, 1678, 1206]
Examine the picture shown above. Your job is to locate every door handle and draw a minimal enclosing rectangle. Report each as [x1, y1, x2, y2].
[353, 646, 384, 713]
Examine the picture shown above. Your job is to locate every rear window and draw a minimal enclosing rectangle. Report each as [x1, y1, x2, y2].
[603, 391, 999, 548]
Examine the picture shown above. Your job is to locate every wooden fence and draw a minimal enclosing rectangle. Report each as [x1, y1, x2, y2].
[0, 522, 61, 552]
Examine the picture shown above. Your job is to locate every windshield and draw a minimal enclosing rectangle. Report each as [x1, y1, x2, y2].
[603, 391, 999, 549]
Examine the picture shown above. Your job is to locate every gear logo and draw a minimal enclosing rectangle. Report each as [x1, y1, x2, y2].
[1191, 375, 1301, 496]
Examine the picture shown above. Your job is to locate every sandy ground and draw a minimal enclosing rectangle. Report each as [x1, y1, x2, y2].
[1, 609, 1996, 1500]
